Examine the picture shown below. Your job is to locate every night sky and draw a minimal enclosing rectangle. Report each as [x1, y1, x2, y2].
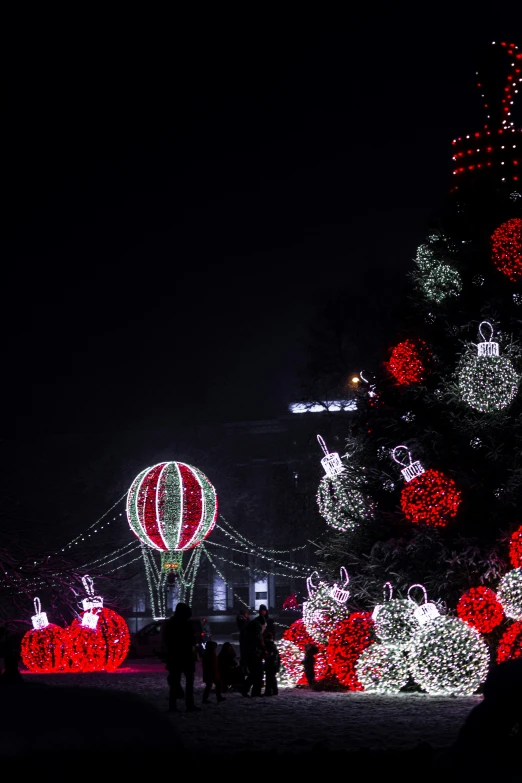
[3, 9, 522, 533]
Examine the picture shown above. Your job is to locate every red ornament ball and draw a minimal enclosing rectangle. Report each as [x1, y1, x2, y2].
[325, 612, 375, 690]
[496, 620, 522, 664]
[509, 525, 522, 568]
[282, 619, 314, 648]
[21, 624, 68, 673]
[386, 338, 432, 385]
[456, 586, 504, 633]
[400, 468, 461, 527]
[491, 218, 522, 282]
[65, 608, 130, 672]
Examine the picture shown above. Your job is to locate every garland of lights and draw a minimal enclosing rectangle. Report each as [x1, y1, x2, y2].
[355, 644, 410, 693]
[20, 598, 68, 673]
[392, 446, 461, 528]
[409, 616, 490, 696]
[496, 620, 522, 663]
[324, 612, 375, 690]
[302, 570, 352, 645]
[59, 493, 127, 552]
[315, 435, 373, 532]
[457, 321, 519, 413]
[491, 218, 522, 282]
[509, 524, 522, 568]
[456, 586, 504, 633]
[371, 582, 419, 648]
[496, 567, 522, 620]
[216, 515, 319, 553]
[386, 338, 432, 385]
[203, 538, 309, 575]
[413, 241, 462, 304]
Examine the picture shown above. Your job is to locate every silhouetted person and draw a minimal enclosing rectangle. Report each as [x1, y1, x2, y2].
[257, 604, 276, 639]
[162, 602, 201, 713]
[0, 624, 23, 686]
[236, 608, 250, 673]
[241, 617, 265, 697]
[218, 641, 244, 691]
[202, 640, 226, 704]
[303, 643, 319, 690]
[263, 632, 280, 696]
[441, 658, 522, 775]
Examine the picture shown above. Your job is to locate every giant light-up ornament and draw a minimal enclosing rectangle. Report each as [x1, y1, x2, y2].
[457, 321, 519, 413]
[126, 461, 218, 619]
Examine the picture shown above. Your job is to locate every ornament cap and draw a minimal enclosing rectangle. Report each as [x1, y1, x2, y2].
[392, 446, 425, 482]
[31, 597, 49, 630]
[81, 611, 99, 629]
[81, 574, 104, 611]
[408, 583, 440, 626]
[477, 321, 499, 357]
[329, 567, 350, 604]
[317, 434, 344, 478]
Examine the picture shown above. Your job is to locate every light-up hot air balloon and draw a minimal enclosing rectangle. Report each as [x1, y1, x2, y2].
[126, 461, 218, 619]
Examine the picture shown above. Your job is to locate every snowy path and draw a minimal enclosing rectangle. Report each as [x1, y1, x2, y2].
[22, 660, 480, 758]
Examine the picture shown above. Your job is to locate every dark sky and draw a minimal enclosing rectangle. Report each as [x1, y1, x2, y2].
[3, 8, 522, 527]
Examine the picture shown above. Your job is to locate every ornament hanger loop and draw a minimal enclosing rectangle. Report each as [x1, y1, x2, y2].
[383, 581, 393, 601]
[391, 446, 412, 468]
[306, 570, 321, 597]
[33, 597, 41, 615]
[360, 370, 368, 384]
[478, 321, 494, 343]
[82, 575, 94, 596]
[317, 435, 329, 457]
[340, 566, 349, 588]
[408, 583, 428, 605]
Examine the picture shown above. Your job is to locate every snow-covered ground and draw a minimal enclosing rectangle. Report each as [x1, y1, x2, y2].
[11, 656, 480, 762]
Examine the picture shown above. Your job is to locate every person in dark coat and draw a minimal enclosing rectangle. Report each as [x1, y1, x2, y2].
[302, 643, 319, 690]
[201, 640, 226, 704]
[241, 617, 265, 697]
[440, 657, 522, 774]
[262, 632, 280, 697]
[162, 602, 201, 713]
[236, 608, 250, 673]
[256, 604, 276, 639]
[218, 641, 244, 691]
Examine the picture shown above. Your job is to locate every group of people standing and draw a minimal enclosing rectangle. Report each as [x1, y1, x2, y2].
[236, 604, 280, 698]
[162, 602, 281, 712]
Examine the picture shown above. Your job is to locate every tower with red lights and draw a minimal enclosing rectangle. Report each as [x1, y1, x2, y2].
[451, 41, 521, 199]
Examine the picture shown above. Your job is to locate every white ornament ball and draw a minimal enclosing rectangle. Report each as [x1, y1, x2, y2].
[373, 599, 419, 649]
[409, 616, 489, 696]
[496, 568, 522, 620]
[277, 640, 301, 688]
[458, 355, 518, 413]
[316, 472, 372, 533]
[355, 644, 410, 693]
[302, 582, 351, 645]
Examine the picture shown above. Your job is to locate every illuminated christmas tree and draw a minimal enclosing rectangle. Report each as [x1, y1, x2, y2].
[309, 40, 522, 662]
